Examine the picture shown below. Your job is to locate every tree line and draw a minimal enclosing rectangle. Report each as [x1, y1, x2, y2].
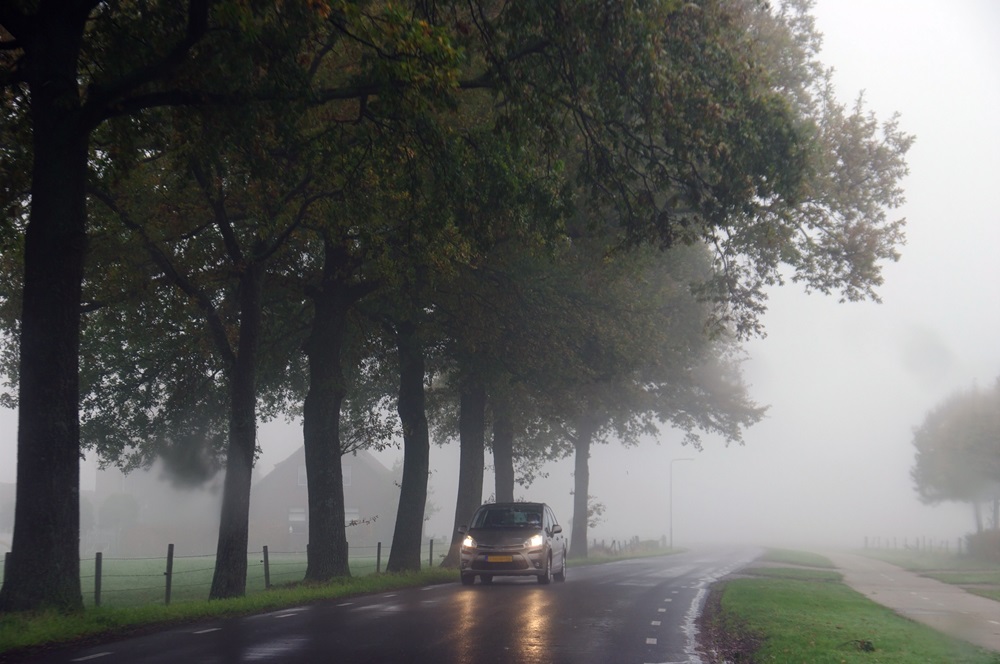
[0, 0, 910, 612]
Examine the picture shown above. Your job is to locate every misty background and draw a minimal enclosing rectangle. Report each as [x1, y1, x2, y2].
[1, 0, 998, 553]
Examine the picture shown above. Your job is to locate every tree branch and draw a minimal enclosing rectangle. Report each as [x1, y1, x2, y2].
[84, 0, 210, 128]
[87, 184, 238, 369]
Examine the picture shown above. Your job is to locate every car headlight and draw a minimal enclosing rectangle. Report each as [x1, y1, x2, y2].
[462, 535, 477, 549]
[525, 533, 544, 549]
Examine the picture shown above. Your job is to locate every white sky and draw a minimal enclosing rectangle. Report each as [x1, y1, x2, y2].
[2, 1, 999, 552]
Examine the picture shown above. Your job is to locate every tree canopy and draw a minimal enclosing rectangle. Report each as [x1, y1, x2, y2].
[912, 380, 1000, 532]
[0, 0, 911, 611]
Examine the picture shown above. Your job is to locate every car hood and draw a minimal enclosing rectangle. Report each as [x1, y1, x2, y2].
[468, 527, 542, 547]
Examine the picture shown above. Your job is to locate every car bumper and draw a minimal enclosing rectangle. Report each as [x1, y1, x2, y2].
[460, 548, 547, 575]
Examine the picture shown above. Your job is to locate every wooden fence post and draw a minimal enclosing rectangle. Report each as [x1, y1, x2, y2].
[95, 552, 103, 607]
[263, 546, 271, 590]
[428, 539, 433, 568]
[376, 542, 382, 574]
[164, 543, 174, 605]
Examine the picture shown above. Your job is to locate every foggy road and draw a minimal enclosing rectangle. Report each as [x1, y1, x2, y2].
[15, 548, 759, 664]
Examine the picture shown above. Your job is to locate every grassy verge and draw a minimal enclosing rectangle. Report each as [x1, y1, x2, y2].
[758, 548, 837, 569]
[0, 568, 455, 658]
[701, 552, 1000, 663]
[860, 549, 1000, 601]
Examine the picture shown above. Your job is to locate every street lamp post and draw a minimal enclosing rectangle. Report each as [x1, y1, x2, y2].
[669, 457, 694, 550]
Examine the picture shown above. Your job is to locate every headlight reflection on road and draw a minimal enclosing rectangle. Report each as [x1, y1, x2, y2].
[515, 590, 553, 660]
[452, 584, 555, 663]
[452, 586, 480, 664]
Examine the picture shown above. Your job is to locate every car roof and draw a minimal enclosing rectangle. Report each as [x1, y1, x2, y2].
[477, 502, 546, 510]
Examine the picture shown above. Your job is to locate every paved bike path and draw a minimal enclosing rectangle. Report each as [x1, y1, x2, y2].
[827, 552, 1000, 652]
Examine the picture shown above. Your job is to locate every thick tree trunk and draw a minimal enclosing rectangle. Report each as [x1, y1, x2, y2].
[441, 375, 486, 567]
[570, 421, 596, 559]
[0, 21, 88, 613]
[492, 398, 515, 503]
[386, 321, 430, 572]
[209, 265, 263, 599]
[302, 243, 352, 581]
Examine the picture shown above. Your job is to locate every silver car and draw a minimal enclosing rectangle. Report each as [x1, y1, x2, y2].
[458, 502, 567, 585]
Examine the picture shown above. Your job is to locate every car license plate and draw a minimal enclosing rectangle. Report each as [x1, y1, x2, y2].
[487, 555, 513, 563]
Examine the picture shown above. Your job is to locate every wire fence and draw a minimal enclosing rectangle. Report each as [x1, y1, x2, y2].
[2, 538, 447, 609]
[863, 536, 965, 554]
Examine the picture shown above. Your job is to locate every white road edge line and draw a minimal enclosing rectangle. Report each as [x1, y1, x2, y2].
[681, 587, 708, 664]
[194, 628, 221, 634]
[71, 654, 113, 662]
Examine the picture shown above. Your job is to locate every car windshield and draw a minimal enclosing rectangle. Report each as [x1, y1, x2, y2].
[472, 507, 542, 529]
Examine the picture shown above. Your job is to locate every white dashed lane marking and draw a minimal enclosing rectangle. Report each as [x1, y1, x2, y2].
[194, 628, 221, 634]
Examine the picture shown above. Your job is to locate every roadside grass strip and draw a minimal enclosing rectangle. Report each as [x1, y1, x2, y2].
[759, 548, 837, 569]
[709, 567, 1000, 663]
[0, 568, 456, 657]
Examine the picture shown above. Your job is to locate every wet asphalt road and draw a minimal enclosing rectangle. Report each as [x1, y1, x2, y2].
[17, 548, 760, 664]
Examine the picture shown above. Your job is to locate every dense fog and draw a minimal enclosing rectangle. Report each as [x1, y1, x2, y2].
[1, 0, 998, 560]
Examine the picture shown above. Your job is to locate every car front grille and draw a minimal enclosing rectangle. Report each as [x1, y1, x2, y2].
[476, 542, 526, 551]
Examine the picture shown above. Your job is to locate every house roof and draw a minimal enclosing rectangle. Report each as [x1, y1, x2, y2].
[255, 445, 393, 489]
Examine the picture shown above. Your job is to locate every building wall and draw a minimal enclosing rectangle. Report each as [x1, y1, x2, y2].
[248, 447, 398, 553]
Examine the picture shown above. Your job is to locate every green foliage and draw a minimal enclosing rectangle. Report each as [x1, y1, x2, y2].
[1, 0, 914, 611]
[911, 380, 1000, 523]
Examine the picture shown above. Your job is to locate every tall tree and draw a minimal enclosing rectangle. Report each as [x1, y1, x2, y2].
[0, 0, 213, 612]
[912, 381, 1000, 533]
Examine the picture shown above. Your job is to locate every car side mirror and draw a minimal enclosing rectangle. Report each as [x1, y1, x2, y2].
[551, 524, 562, 535]
[458, 525, 468, 534]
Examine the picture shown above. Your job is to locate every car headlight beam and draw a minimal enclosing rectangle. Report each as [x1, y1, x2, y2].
[462, 535, 477, 549]
[525, 533, 544, 549]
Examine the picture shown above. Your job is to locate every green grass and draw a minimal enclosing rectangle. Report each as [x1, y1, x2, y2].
[748, 565, 843, 583]
[74, 552, 386, 608]
[861, 548, 985, 571]
[711, 566, 1000, 663]
[859, 549, 1000, 602]
[0, 567, 457, 657]
[760, 548, 837, 569]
